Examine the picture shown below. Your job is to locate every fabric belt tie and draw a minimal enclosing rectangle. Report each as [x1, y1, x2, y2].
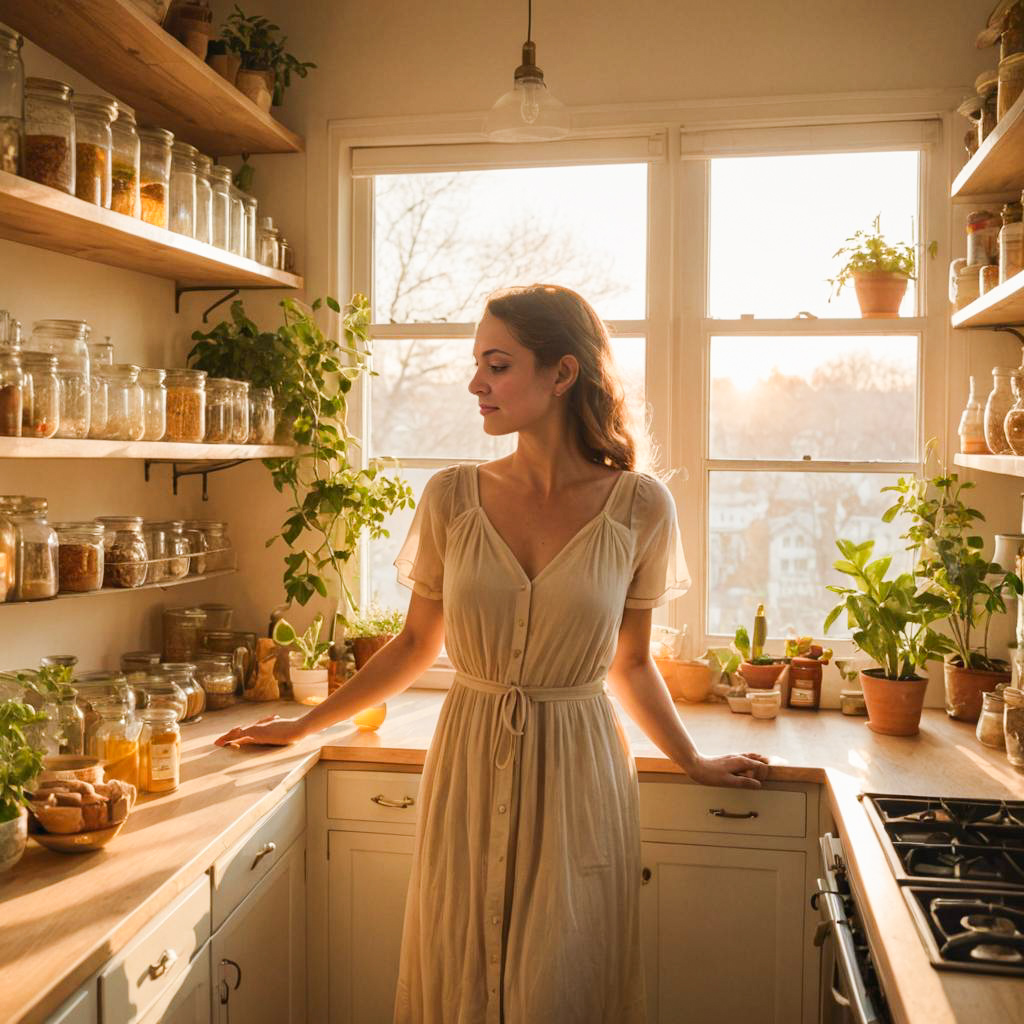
[454, 671, 606, 770]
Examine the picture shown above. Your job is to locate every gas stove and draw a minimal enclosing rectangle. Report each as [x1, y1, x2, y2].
[864, 794, 1024, 975]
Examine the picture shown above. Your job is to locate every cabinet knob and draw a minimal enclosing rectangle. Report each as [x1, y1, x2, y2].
[708, 807, 759, 820]
[641, 867, 652, 885]
[370, 794, 415, 809]
[250, 841, 277, 870]
[147, 948, 178, 979]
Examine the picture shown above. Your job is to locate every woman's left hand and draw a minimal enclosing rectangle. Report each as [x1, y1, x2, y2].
[687, 751, 771, 789]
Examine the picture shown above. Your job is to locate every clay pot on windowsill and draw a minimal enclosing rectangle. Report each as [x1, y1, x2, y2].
[852, 271, 909, 318]
[235, 67, 273, 112]
[655, 658, 713, 703]
[943, 658, 1011, 723]
[860, 669, 928, 736]
[740, 661, 786, 689]
[351, 634, 395, 670]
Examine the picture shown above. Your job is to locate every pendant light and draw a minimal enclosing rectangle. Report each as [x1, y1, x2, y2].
[485, 0, 570, 142]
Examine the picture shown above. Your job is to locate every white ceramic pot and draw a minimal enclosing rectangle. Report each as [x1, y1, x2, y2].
[0, 806, 28, 873]
[289, 665, 328, 706]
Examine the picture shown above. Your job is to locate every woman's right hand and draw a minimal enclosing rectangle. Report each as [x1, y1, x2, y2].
[214, 715, 309, 748]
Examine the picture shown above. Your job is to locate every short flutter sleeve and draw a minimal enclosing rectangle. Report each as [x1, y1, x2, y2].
[625, 474, 691, 609]
[394, 467, 457, 601]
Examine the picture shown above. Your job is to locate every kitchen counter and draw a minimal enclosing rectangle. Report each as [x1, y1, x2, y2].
[2, 690, 1022, 1023]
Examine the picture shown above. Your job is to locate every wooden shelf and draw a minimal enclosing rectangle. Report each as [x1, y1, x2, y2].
[953, 453, 1024, 478]
[0, 437, 294, 459]
[0, 170, 302, 290]
[952, 88, 1024, 199]
[950, 270, 1024, 328]
[0, 0, 303, 156]
[3, 569, 236, 607]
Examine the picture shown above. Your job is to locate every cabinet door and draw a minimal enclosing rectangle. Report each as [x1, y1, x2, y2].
[44, 982, 96, 1024]
[212, 836, 306, 1024]
[327, 831, 415, 1024]
[640, 842, 805, 1024]
[138, 943, 211, 1024]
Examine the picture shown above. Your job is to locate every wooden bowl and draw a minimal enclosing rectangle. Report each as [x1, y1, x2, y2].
[28, 816, 129, 854]
[38, 756, 104, 786]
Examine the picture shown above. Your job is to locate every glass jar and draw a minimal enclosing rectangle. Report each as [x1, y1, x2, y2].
[1001, 200, 1024, 284]
[146, 520, 189, 582]
[169, 139, 197, 237]
[185, 519, 232, 572]
[979, 69, 999, 143]
[88, 337, 113, 367]
[74, 671, 134, 744]
[102, 363, 144, 440]
[56, 692, 85, 755]
[0, 501, 12, 602]
[199, 629, 256, 692]
[24, 77, 74, 194]
[1004, 686, 1024, 767]
[228, 183, 244, 256]
[87, 365, 109, 439]
[87, 697, 141, 788]
[257, 216, 279, 268]
[139, 367, 166, 440]
[967, 209, 1000, 269]
[136, 675, 188, 722]
[54, 521, 104, 593]
[183, 522, 208, 575]
[198, 602, 233, 629]
[0, 26, 23, 175]
[138, 126, 172, 228]
[248, 386, 275, 444]
[230, 380, 249, 443]
[162, 606, 207, 661]
[209, 164, 232, 250]
[121, 650, 162, 674]
[28, 318, 91, 438]
[96, 515, 148, 588]
[72, 94, 115, 207]
[985, 366, 1021, 455]
[155, 662, 205, 722]
[39, 653, 77, 670]
[196, 654, 237, 709]
[977, 689, 1007, 749]
[164, 367, 206, 442]
[242, 194, 257, 260]
[4, 496, 58, 601]
[194, 152, 213, 245]
[0, 349, 23, 436]
[110, 102, 141, 217]
[203, 377, 233, 443]
[139, 707, 181, 793]
[1007, 375, 1024, 456]
[278, 236, 293, 273]
[998, 52, 1024, 120]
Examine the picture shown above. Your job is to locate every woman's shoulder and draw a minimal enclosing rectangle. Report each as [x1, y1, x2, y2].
[629, 470, 678, 521]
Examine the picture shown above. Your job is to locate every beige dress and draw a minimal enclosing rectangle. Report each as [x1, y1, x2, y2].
[392, 463, 689, 1024]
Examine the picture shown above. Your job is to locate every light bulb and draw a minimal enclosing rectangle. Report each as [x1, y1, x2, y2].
[519, 79, 543, 124]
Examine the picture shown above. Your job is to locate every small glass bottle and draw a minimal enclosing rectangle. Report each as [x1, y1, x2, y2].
[96, 515, 148, 588]
[87, 364, 110, 439]
[139, 367, 166, 440]
[986, 367, 1021, 455]
[54, 521, 105, 593]
[194, 152, 213, 245]
[139, 708, 181, 793]
[56, 691, 85, 756]
[228, 182, 244, 256]
[203, 377, 233, 443]
[248, 386, 275, 444]
[102, 363, 145, 440]
[209, 164, 233, 250]
[110, 102, 141, 217]
[0, 349, 24, 436]
[0, 25, 24, 175]
[164, 367, 206, 442]
[242, 194, 257, 260]
[138, 126, 173, 228]
[169, 139, 198, 236]
[977, 689, 1006, 749]
[230, 380, 249, 443]
[72, 94, 116, 207]
[278, 236, 293, 273]
[7, 496, 58, 601]
[27, 318, 91, 439]
[256, 216, 279, 268]
[24, 77, 75, 194]
[958, 375, 987, 454]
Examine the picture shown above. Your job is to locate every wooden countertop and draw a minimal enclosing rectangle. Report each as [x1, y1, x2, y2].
[2, 690, 1022, 1023]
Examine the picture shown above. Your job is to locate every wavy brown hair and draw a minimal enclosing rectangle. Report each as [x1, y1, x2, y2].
[484, 284, 656, 473]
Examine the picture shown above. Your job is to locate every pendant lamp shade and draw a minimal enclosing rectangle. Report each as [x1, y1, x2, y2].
[485, 39, 570, 142]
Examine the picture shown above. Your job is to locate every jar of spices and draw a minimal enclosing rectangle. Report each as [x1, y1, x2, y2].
[162, 606, 207, 661]
[0, 350, 24, 436]
[169, 140, 198, 236]
[958, 94, 983, 158]
[967, 209, 1001, 268]
[139, 367, 166, 440]
[242, 194, 257, 260]
[193, 152, 213, 245]
[110, 102, 141, 217]
[0, 502, 12, 602]
[203, 377, 233, 443]
[199, 629, 256, 691]
[248, 386, 275, 444]
[87, 697, 141, 788]
[27, 319, 91, 439]
[5, 496, 58, 601]
[196, 654, 237, 709]
[102, 363, 145, 440]
[977, 689, 1007, 749]
[1000, 201, 1024, 284]
[228, 183, 244, 256]
[155, 662, 205, 722]
[138, 708, 181, 793]
[164, 367, 206, 442]
[985, 366, 1021, 454]
[978, 69, 999, 143]
[96, 515, 148, 588]
[786, 657, 823, 709]
[998, 52, 1024, 121]
[1006, 375, 1024, 456]
[256, 216, 279, 268]
[55, 691, 85, 756]
[146, 520, 190, 582]
[1004, 686, 1024, 766]
[185, 519, 232, 572]
[72, 94, 116, 207]
[230, 380, 249, 443]
[54, 521, 104, 593]
[138, 126, 173, 228]
[24, 77, 74, 194]
[0, 25, 23, 175]
[209, 164, 232, 249]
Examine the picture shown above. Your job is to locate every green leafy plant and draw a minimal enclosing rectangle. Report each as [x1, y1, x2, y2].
[272, 613, 330, 670]
[881, 450, 1023, 671]
[732, 623, 778, 665]
[345, 604, 405, 639]
[701, 646, 742, 691]
[0, 699, 47, 823]
[824, 538, 950, 680]
[828, 215, 937, 298]
[220, 5, 316, 103]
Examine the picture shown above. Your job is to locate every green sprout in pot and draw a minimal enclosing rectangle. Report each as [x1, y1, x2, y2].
[344, 604, 406, 640]
[0, 699, 48, 824]
[273, 613, 330, 671]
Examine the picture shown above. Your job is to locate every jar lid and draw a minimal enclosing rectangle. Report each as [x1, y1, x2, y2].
[121, 650, 162, 664]
[113, 102, 137, 124]
[839, 688, 865, 698]
[209, 164, 234, 183]
[165, 367, 207, 385]
[206, 376, 234, 392]
[194, 152, 213, 173]
[1001, 51, 1024, 68]
[198, 653, 233, 665]
[232, 379, 250, 392]
[95, 515, 144, 528]
[138, 125, 174, 144]
[0, 25, 22, 50]
[242, 194, 257, 207]
[21, 351, 58, 369]
[184, 519, 227, 529]
[1003, 685, 1024, 707]
[171, 140, 198, 159]
[73, 94, 118, 120]
[138, 367, 166, 383]
[108, 362, 141, 380]
[54, 521, 105, 534]
[148, 520, 185, 530]
[994, 366, 1023, 375]
[25, 77, 73, 100]
[31, 319, 91, 340]
[957, 94, 984, 118]
[139, 706, 179, 723]
[157, 662, 198, 673]
[4, 495, 47, 514]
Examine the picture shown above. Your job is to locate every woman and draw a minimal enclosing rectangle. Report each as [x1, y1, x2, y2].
[216, 283, 770, 1023]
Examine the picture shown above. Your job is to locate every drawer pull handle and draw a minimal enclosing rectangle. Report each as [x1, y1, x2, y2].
[371, 794, 415, 809]
[641, 867, 652, 885]
[148, 949, 178, 980]
[708, 807, 759, 820]
[250, 841, 277, 870]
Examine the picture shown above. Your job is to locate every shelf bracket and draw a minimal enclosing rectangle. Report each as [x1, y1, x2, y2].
[174, 287, 240, 321]
[144, 459, 245, 501]
[994, 326, 1024, 345]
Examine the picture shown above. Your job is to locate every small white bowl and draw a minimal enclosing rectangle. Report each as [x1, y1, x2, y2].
[289, 667, 328, 706]
[749, 691, 781, 720]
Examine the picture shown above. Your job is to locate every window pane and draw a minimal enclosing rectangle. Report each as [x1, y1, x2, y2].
[370, 337, 646, 460]
[373, 164, 648, 323]
[707, 471, 909, 639]
[709, 335, 917, 461]
[709, 151, 920, 318]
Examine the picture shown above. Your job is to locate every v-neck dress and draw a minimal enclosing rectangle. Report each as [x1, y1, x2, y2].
[392, 463, 690, 1024]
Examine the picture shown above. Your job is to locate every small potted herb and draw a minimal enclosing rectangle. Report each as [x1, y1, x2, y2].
[0, 699, 47, 873]
[273, 613, 330, 705]
[345, 605, 406, 670]
[734, 609, 786, 689]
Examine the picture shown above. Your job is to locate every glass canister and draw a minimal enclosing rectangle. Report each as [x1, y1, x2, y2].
[967, 209, 1000, 268]
[139, 367, 166, 440]
[0, 497, 13, 601]
[87, 365, 109, 439]
[228, 183, 244, 256]
[139, 707, 180, 793]
[88, 337, 113, 367]
[242, 194, 257, 260]
[979, 69, 999, 143]
[56, 692, 85, 756]
[248, 386, 275, 444]
[998, 52, 1024, 121]
[74, 670, 134, 741]
[0, 25, 24, 175]
[162, 606, 207, 661]
[977, 689, 1006, 749]
[196, 654, 237, 709]
[185, 519, 232, 572]
[278, 236, 293, 273]
[54, 521, 104, 593]
[169, 139, 197, 237]
[209, 164, 232, 250]
[985, 366, 1021, 455]
[1004, 686, 1024, 767]
[5, 496, 58, 601]
[103, 363, 144, 440]
[136, 675, 187, 722]
[138, 126, 172, 228]
[0, 349, 23, 436]
[1001, 200, 1024, 284]
[203, 376, 233, 443]
[24, 77, 74, 194]
[87, 696, 141, 788]
[120, 650, 162, 675]
[198, 602, 233, 629]
[110, 102, 140, 217]
[72, 94, 115, 207]
[257, 216, 279, 268]
[199, 629, 256, 691]
[1007, 375, 1024, 456]
[96, 515, 148, 588]
[194, 152, 213, 245]
[27, 318, 90, 439]
[183, 521, 209, 575]
[230, 380, 249, 443]
[146, 520, 189, 582]
[164, 367, 205, 442]
[155, 662, 205, 722]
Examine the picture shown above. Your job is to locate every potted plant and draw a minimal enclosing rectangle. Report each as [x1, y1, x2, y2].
[733, 617, 786, 689]
[206, 39, 241, 85]
[825, 538, 950, 735]
[273, 613, 330, 705]
[345, 604, 406, 670]
[165, 0, 214, 60]
[828, 215, 936, 318]
[882, 455, 1023, 722]
[0, 699, 47, 873]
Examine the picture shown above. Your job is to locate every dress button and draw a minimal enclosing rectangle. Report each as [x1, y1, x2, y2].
[513, 649, 521, 658]
[498, 803, 507, 814]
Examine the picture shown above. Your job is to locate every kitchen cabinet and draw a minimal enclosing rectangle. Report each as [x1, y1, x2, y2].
[44, 981, 97, 1024]
[137, 944, 211, 1024]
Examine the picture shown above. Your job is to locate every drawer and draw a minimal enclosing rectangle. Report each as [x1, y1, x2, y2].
[326, 769, 422, 824]
[211, 781, 305, 931]
[639, 782, 806, 838]
[99, 874, 210, 1024]
[45, 980, 96, 1024]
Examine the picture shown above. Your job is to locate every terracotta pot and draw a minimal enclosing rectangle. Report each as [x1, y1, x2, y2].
[740, 661, 786, 689]
[852, 271, 909, 319]
[860, 669, 928, 736]
[943, 660, 1011, 723]
[655, 658, 712, 703]
[236, 68, 273, 112]
[208, 52, 241, 85]
[352, 634, 395, 670]
[0, 806, 28, 873]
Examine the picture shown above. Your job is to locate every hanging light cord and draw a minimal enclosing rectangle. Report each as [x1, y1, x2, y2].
[527, 0, 532, 42]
